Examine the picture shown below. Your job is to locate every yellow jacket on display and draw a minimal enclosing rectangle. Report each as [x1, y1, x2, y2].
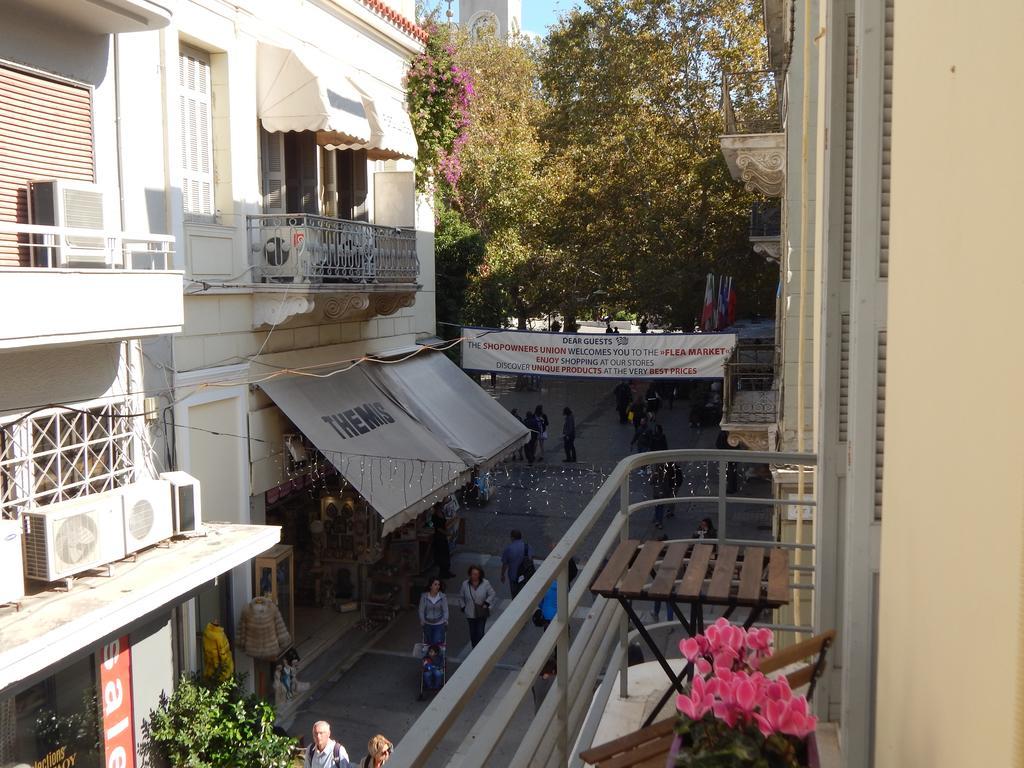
[202, 621, 234, 681]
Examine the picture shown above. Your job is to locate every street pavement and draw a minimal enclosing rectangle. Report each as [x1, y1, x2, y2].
[285, 377, 775, 764]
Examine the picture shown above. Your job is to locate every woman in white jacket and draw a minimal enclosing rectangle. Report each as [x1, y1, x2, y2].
[418, 577, 449, 646]
[459, 564, 496, 647]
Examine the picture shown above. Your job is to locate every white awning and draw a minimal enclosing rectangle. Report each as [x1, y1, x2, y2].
[256, 43, 371, 144]
[320, 74, 418, 161]
[363, 351, 530, 470]
[259, 367, 469, 534]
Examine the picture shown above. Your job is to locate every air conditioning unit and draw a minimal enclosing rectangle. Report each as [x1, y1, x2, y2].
[23, 493, 126, 582]
[253, 227, 307, 283]
[121, 479, 174, 554]
[159, 471, 203, 534]
[28, 179, 109, 267]
[0, 519, 25, 604]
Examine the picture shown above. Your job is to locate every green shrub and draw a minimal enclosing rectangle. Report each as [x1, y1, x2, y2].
[141, 674, 295, 768]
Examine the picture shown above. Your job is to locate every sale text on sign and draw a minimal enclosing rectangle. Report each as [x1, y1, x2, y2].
[460, 328, 737, 379]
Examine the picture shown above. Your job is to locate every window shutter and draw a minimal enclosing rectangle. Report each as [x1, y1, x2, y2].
[321, 148, 338, 218]
[879, 0, 894, 278]
[0, 65, 94, 266]
[839, 313, 851, 442]
[352, 150, 368, 222]
[179, 48, 214, 220]
[841, 13, 856, 280]
[874, 330, 887, 519]
[260, 128, 285, 214]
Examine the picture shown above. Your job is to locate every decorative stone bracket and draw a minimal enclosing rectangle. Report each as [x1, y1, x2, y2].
[719, 133, 785, 198]
[252, 289, 417, 329]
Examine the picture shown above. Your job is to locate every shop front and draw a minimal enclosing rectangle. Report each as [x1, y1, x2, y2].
[250, 350, 528, 684]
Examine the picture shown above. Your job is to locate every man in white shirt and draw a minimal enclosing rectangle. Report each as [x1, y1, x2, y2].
[304, 720, 350, 768]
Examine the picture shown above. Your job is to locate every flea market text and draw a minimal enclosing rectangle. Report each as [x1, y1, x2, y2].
[460, 329, 738, 379]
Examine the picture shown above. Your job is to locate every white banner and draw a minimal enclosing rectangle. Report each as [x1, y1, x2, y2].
[461, 328, 737, 380]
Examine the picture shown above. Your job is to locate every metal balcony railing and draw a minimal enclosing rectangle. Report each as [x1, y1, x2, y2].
[0, 222, 174, 270]
[749, 201, 782, 240]
[722, 70, 783, 135]
[391, 449, 818, 768]
[724, 343, 779, 425]
[247, 214, 418, 284]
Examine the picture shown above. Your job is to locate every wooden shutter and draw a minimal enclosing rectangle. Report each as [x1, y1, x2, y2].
[351, 149, 368, 222]
[874, 330, 887, 519]
[284, 131, 318, 214]
[179, 48, 214, 220]
[839, 313, 851, 442]
[841, 14, 856, 280]
[260, 128, 285, 214]
[320, 147, 338, 218]
[0, 64, 94, 266]
[879, 0, 894, 278]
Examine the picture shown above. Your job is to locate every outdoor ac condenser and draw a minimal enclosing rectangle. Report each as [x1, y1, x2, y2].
[121, 479, 174, 555]
[28, 179, 109, 267]
[0, 519, 24, 604]
[159, 471, 203, 534]
[22, 493, 127, 582]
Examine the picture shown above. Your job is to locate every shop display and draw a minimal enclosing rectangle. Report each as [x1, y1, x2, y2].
[237, 596, 291, 659]
[254, 545, 295, 640]
[201, 621, 233, 682]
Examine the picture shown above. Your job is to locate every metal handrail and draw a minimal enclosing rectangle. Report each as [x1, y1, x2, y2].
[391, 448, 817, 768]
[246, 213, 418, 284]
[722, 70, 783, 135]
[0, 222, 175, 270]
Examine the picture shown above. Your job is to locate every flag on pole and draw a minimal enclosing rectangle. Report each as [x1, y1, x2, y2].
[701, 273, 715, 331]
[717, 276, 728, 330]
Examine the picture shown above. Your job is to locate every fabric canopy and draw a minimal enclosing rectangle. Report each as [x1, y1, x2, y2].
[259, 366, 469, 535]
[363, 351, 529, 469]
[319, 74, 418, 161]
[256, 43, 370, 144]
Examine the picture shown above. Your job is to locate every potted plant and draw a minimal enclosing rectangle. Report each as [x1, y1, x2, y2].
[669, 618, 818, 767]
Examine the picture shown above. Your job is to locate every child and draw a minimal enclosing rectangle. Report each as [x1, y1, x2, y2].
[422, 644, 443, 689]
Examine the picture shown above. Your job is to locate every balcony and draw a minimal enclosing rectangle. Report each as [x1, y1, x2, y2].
[720, 70, 785, 198]
[722, 341, 779, 450]
[389, 449, 823, 768]
[0, 222, 182, 351]
[750, 201, 782, 261]
[10, 0, 172, 33]
[246, 214, 420, 328]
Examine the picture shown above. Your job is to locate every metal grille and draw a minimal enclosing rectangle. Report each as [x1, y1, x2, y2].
[0, 401, 136, 519]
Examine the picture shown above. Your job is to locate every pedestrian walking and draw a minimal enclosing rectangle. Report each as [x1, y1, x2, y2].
[562, 407, 576, 462]
[533, 405, 550, 461]
[532, 658, 557, 713]
[628, 397, 646, 430]
[500, 530, 531, 598]
[523, 409, 540, 464]
[418, 577, 448, 646]
[430, 506, 455, 579]
[649, 534, 672, 622]
[304, 721, 350, 768]
[359, 734, 394, 768]
[614, 381, 631, 424]
[651, 462, 675, 529]
[645, 383, 661, 414]
[534, 558, 578, 629]
[459, 565, 496, 648]
[631, 417, 653, 454]
[694, 517, 717, 540]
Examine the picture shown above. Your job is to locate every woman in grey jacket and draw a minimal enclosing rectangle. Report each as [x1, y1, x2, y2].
[418, 577, 449, 645]
[459, 565, 497, 647]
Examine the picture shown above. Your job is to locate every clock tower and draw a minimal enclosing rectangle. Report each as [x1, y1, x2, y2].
[458, 0, 522, 40]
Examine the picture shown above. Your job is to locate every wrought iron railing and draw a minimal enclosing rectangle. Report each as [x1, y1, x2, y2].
[722, 69, 783, 135]
[247, 214, 418, 284]
[390, 449, 818, 768]
[750, 201, 782, 240]
[723, 343, 779, 425]
[0, 222, 174, 270]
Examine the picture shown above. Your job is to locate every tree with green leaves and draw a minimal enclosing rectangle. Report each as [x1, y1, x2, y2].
[540, 0, 778, 328]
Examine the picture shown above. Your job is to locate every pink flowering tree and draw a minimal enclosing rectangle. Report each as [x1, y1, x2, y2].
[673, 618, 817, 767]
[405, 24, 475, 193]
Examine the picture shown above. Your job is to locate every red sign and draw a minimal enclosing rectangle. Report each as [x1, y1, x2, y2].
[100, 635, 135, 768]
[292, 231, 305, 249]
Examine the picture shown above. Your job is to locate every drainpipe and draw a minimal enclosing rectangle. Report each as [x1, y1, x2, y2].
[113, 34, 127, 242]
